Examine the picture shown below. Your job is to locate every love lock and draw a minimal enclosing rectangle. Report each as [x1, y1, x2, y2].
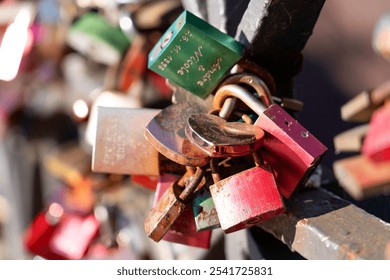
[213, 73, 327, 198]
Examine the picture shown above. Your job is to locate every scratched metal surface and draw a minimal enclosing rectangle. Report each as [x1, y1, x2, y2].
[259, 188, 390, 259]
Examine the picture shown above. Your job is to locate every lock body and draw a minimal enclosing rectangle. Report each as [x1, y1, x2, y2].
[145, 102, 210, 167]
[210, 165, 284, 234]
[148, 10, 242, 99]
[334, 155, 390, 200]
[24, 203, 99, 259]
[192, 185, 220, 231]
[362, 105, 390, 162]
[144, 180, 186, 242]
[93, 107, 161, 176]
[255, 104, 327, 198]
[50, 214, 99, 260]
[24, 211, 63, 259]
[153, 174, 211, 248]
[144, 167, 204, 242]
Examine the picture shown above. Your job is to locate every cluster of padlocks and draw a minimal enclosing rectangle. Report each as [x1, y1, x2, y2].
[91, 9, 328, 249]
[334, 81, 390, 200]
[13, 1, 330, 259]
[333, 13, 390, 201]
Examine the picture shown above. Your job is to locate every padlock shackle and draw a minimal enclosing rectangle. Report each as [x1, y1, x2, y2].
[218, 73, 274, 107]
[210, 158, 221, 183]
[179, 167, 205, 201]
[213, 84, 267, 117]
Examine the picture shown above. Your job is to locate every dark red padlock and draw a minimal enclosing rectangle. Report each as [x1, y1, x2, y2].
[152, 173, 211, 249]
[24, 203, 65, 259]
[362, 102, 390, 162]
[213, 74, 327, 198]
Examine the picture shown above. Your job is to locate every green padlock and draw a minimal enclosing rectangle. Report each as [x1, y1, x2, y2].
[148, 10, 243, 99]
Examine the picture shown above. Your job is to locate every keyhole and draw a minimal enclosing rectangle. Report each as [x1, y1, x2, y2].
[301, 131, 309, 138]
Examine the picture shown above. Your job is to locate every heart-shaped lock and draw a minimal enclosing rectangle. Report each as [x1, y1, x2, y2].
[186, 113, 264, 157]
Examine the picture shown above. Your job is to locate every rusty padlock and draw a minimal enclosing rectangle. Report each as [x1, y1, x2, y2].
[362, 101, 390, 162]
[213, 74, 327, 198]
[209, 151, 285, 234]
[153, 173, 211, 248]
[144, 167, 205, 242]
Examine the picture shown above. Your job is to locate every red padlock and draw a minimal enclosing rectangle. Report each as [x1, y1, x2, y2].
[50, 212, 100, 260]
[24, 203, 65, 259]
[132, 175, 159, 191]
[24, 203, 99, 260]
[362, 102, 390, 162]
[213, 74, 327, 198]
[209, 153, 285, 234]
[152, 173, 211, 249]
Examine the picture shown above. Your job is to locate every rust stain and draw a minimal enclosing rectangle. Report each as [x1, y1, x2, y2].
[338, 243, 361, 260]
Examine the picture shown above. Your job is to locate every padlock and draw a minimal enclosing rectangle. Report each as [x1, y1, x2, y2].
[117, 35, 148, 93]
[93, 107, 161, 176]
[144, 167, 205, 242]
[209, 152, 285, 234]
[191, 159, 223, 231]
[67, 12, 130, 66]
[362, 101, 390, 161]
[24, 203, 65, 259]
[145, 102, 210, 167]
[153, 173, 211, 248]
[333, 155, 390, 200]
[50, 212, 100, 260]
[148, 10, 243, 99]
[341, 81, 390, 122]
[185, 113, 264, 157]
[334, 124, 369, 153]
[213, 76, 327, 198]
[85, 89, 142, 147]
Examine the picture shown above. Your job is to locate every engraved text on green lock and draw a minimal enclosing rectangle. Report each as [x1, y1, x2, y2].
[148, 10, 243, 99]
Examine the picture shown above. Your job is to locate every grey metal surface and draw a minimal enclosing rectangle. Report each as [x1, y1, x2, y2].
[259, 188, 390, 259]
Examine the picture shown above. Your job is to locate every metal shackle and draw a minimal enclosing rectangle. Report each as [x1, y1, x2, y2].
[218, 73, 274, 107]
[213, 84, 268, 117]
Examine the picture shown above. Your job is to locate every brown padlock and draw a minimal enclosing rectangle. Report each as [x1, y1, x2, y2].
[144, 166, 205, 242]
[213, 74, 327, 198]
[152, 173, 211, 248]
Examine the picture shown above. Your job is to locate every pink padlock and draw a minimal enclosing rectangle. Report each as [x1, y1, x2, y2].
[362, 102, 390, 162]
[213, 74, 327, 198]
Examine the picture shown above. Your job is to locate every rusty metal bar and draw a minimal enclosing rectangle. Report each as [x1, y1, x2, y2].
[259, 188, 390, 259]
